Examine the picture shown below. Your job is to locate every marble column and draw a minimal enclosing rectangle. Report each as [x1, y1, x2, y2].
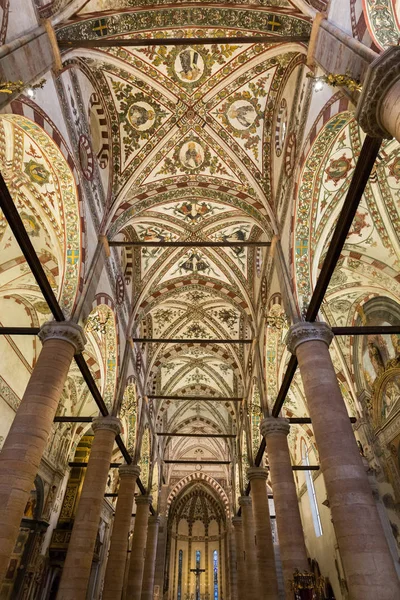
[57, 416, 122, 600]
[103, 464, 141, 600]
[125, 495, 152, 599]
[238, 496, 258, 596]
[228, 525, 238, 600]
[141, 516, 160, 600]
[261, 418, 309, 597]
[0, 321, 85, 585]
[356, 46, 400, 143]
[286, 321, 400, 600]
[247, 467, 279, 599]
[232, 517, 245, 600]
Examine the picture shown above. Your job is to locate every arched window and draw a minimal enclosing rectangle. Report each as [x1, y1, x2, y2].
[213, 550, 219, 600]
[302, 440, 323, 537]
[177, 549, 183, 600]
[196, 549, 201, 569]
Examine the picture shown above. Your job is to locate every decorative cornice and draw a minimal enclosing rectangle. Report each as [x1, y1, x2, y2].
[119, 464, 141, 478]
[92, 416, 122, 436]
[39, 320, 86, 353]
[260, 417, 290, 438]
[356, 46, 400, 139]
[285, 321, 333, 355]
[238, 495, 252, 507]
[247, 466, 269, 481]
[136, 494, 153, 506]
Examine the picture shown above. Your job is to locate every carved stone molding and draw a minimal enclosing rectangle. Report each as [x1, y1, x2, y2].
[247, 466, 269, 481]
[39, 320, 86, 353]
[356, 46, 400, 139]
[136, 494, 153, 506]
[260, 417, 290, 438]
[92, 416, 122, 436]
[119, 464, 141, 478]
[238, 495, 252, 507]
[285, 321, 333, 355]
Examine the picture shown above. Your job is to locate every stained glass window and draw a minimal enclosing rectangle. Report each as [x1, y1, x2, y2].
[213, 550, 219, 600]
[177, 549, 183, 600]
[196, 550, 201, 569]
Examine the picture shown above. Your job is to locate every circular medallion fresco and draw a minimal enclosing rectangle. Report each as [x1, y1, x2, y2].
[128, 101, 156, 131]
[227, 100, 257, 130]
[325, 153, 352, 186]
[175, 48, 205, 83]
[388, 156, 400, 182]
[179, 140, 205, 170]
[78, 134, 94, 180]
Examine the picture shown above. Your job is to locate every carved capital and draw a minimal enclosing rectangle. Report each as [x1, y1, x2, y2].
[119, 464, 141, 478]
[247, 467, 269, 481]
[356, 46, 400, 139]
[261, 417, 290, 438]
[92, 416, 122, 436]
[136, 494, 153, 506]
[238, 495, 252, 507]
[39, 320, 86, 353]
[285, 321, 333, 355]
[232, 516, 242, 527]
[148, 515, 161, 526]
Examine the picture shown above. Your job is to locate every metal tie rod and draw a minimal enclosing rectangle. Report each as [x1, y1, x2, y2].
[132, 338, 252, 344]
[163, 460, 231, 465]
[148, 395, 243, 401]
[109, 241, 271, 247]
[157, 433, 236, 438]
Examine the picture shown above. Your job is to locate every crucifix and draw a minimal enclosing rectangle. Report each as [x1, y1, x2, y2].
[190, 566, 205, 600]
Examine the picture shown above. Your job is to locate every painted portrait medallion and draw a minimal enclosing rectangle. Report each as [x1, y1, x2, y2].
[128, 101, 156, 131]
[174, 48, 205, 84]
[24, 159, 50, 186]
[179, 140, 205, 170]
[325, 154, 352, 185]
[227, 100, 257, 131]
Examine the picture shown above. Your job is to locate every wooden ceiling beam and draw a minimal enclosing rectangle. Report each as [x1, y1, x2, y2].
[58, 34, 310, 49]
[157, 433, 236, 438]
[148, 395, 242, 401]
[109, 241, 271, 247]
[132, 338, 252, 344]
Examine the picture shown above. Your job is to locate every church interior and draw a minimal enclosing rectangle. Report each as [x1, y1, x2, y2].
[1, 1, 400, 599]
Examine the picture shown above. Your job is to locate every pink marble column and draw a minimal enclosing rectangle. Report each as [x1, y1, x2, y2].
[103, 464, 141, 600]
[247, 467, 279, 599]
[228, 525, 238, 600]
[0, 321, 85, 585]
[286, 321, 400, 599]
[231, 517, 245, 600]
[141, 515, 160, 600]
[261, 418, 309, 597]
[238, 496, 258, 596]
[57, 416, 122, 600]
[125, 495, 152, 599]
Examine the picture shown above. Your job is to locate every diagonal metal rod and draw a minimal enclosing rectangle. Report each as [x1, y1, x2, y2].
[148, 395, 243, 401]
[132, 338, 252, 344]
[0, 174, 154, 511]
[58, 34, 310, 49]
[157, 433, 236, 438]
[109, 241, 271, 248]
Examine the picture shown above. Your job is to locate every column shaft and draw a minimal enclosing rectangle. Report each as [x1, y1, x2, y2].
[57, 417, 121, 600]
[261, 418, 309, 597]
[141, 516, 160, 600]
[103, 464, 140, 600]
[0, 321, 85, 584]
[228, 526, 238, 600]
[238, 497, 258, 596]
[248, 468, 279, 599]
[125, 495, 152, 599]
[232, 518, 245, 600]
[287, 322, 400, 600]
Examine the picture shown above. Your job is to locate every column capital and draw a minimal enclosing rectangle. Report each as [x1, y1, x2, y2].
[232, 516, 242, 526]
[92, 416, 122, 436]
[356, 46, 400, 139]
[119, 464, 141, 478]
[136, 494, 153, 506]
[260, 417, 290, 438]
[39, 320, 86, 353]
[285, 321, 333, 355]
[238, 495, 252, 507]
[148, 515, 161, 526]
[247, 466, 269, 481]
